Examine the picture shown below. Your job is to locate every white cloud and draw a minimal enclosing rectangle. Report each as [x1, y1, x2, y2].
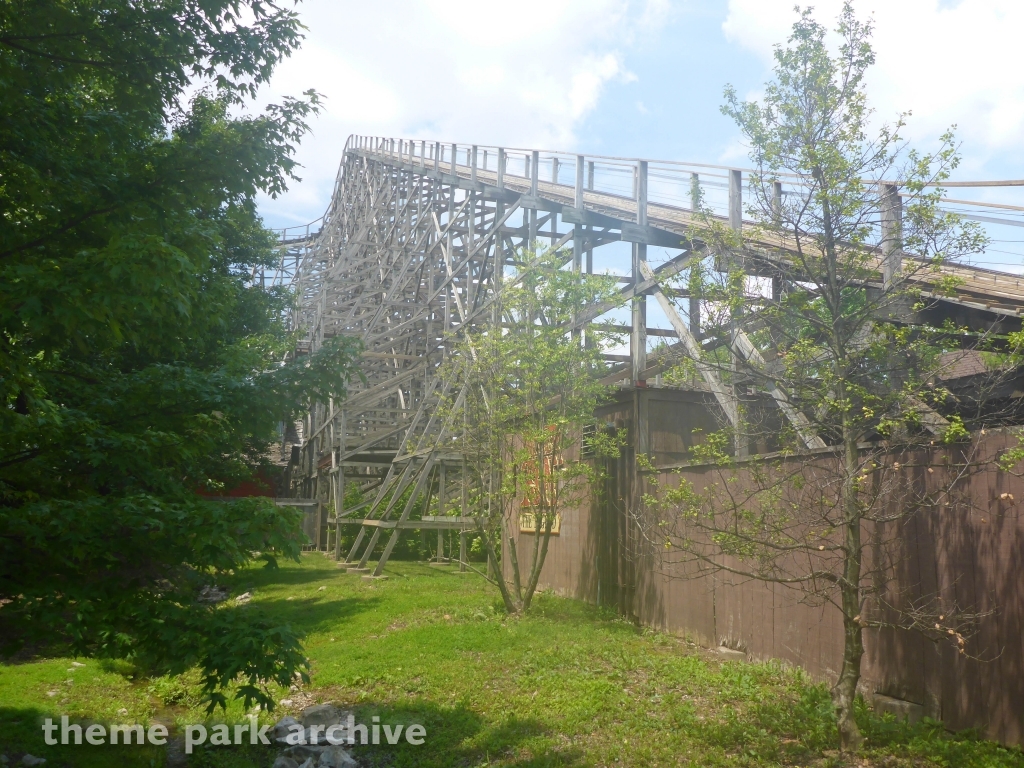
[637, 0, 674, 31]
[722, 0, 1024, 174]
[570, 54, 629, 120]
[718, 138, 751, 165]
[258, 0, 658, 227]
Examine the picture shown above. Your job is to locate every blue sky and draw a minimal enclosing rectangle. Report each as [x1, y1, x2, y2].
[256, 0, 1024, 270]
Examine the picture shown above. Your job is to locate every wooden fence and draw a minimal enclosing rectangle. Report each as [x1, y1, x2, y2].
[510, 409, 1024, 746]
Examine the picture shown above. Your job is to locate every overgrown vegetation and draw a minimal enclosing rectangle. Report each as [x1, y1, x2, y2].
[441, 248, 623, 614]
[2, 556, 1021, 766]
[644, 2, 1005, 751]
[0, 0, 361, 711]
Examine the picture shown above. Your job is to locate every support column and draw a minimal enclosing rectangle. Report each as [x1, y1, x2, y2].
[728, 169, 742, 232]
[633, 160, 649, 459]
[333, 411, 346, 560]
[772, 181, 783, 301]
[689, 173, 701, 338]
[436, 462, 446, 564]
[728, 169, 747, 459]
[631, 243, 647, 382]
[572, 155, 584, 340]
[461, 457, 469, 519]
[880, 183, 902, 290]
[631, 160, 648, 385]
[529, 150, 539, 245]
[494, 198, 505, 290]
[575, 155, 585, 211]
[550, 157, 558, 241]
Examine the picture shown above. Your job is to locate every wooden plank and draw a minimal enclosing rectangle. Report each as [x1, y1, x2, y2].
[337, 517, 476, 530]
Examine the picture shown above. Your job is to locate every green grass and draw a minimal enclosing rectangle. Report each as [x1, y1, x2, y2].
[2, 554, 1022, 767]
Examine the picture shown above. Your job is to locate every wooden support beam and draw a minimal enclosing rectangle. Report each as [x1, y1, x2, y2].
[338, 516, 477, 530]
[633, 160, 649, 385]
[291, 136, 1024, 549]
[372, 457, 436, 576]
[728, 169, 746, 457]
[630, 159, 647, 454]
[437, 462, 445, 563]
[881, 183, 902, 289]
[333, 411, 346, 559]
[908, 396, 951, 435]
[529, 150, 540, 243]
[689, 173, 701, 338]
[728, 331, 828, 450]
[729, 169, 742, 233]
[350, 457, 418, 566]
[636, 259, 738, 429]
[575, 155, 584, 210]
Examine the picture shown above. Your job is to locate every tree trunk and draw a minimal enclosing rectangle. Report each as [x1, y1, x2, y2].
[835, 590, 865, 750]
[507, 530, 524, 603]
[834, 413, 865, 750]
[522, 511, 556, 611]
[478, 519, 519, 613]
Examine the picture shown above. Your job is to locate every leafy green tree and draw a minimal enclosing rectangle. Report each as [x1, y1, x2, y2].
[444, 249, 622, 614]
[644, 4, 998, 749]
[0, 1, 360, 710]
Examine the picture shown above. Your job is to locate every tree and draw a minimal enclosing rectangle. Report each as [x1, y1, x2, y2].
[443, 249, 622, 614]
[0, 1, 361, 710]
[641, 4, 1000, 749]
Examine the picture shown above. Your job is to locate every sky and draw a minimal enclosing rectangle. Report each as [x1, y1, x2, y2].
[254, 0, 1024, 270]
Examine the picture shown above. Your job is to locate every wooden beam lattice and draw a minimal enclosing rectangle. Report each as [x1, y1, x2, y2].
[269, 135, 1024, 573]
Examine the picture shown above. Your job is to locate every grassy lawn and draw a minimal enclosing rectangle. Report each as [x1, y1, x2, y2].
[2, 554, 1022, 767]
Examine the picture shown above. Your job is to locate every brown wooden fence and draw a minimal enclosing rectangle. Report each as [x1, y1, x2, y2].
[509, 409, 1024, 746]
